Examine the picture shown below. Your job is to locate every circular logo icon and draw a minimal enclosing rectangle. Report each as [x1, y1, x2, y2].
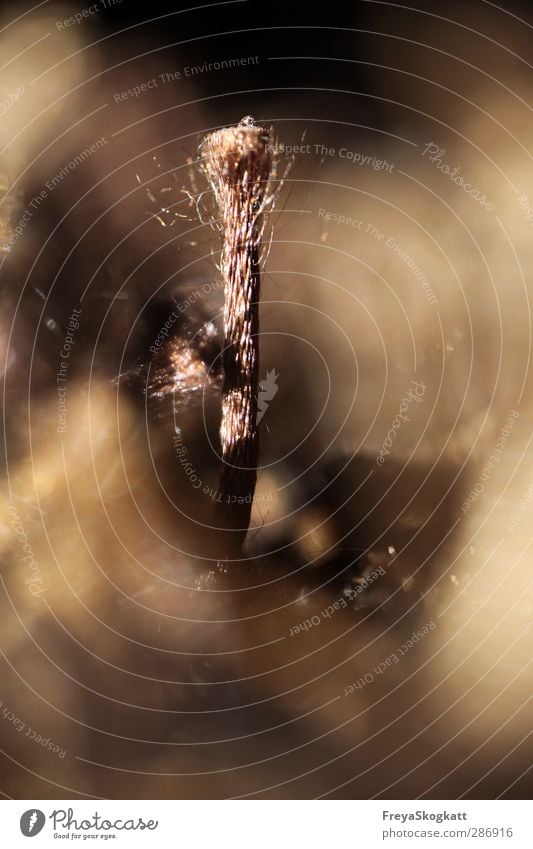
[20, 810, 46, 837]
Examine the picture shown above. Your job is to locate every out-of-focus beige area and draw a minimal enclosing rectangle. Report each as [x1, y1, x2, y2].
[0, 0, 531, 799]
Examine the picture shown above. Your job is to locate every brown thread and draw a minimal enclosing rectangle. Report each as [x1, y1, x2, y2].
[200, 117, 275, 556]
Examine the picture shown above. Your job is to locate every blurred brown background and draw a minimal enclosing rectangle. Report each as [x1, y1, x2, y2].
[0, 0, 531, 799]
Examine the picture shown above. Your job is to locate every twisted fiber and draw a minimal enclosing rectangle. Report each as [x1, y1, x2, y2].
[200, 119, 273, 553]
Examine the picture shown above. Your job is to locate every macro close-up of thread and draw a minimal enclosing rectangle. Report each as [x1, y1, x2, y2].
[0, 0, 532, 817]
